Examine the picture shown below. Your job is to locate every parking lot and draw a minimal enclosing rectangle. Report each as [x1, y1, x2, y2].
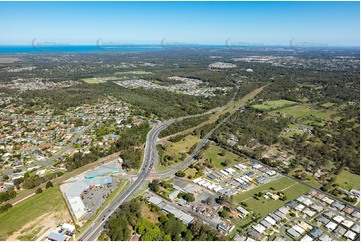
[81, 177, 120, 220]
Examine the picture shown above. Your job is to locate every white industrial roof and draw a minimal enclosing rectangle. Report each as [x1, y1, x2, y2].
[68, 196, 87, 221]
[148, 196, 163, 206]
[162, 204, 194, 224]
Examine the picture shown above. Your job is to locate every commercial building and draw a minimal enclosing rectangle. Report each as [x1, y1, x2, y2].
[162, 204, 194, 225]
[46, 223, 75, 241]
[84, 160, 120, 179]
[148, 196, 194, 225]
[64, 176, 112, 222]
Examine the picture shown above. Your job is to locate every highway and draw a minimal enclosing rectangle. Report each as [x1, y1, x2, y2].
[78, 121, 174, 241]
[79, 111, 228, 240]
[78, 86, 243, 240]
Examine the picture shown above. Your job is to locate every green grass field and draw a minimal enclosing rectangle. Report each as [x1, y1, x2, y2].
[269, 104, 337, 120]
[203, 145, 245, 170]
[164, 135, 200, 156]
[234, 177, 310, 217]
[0, 186, 69, 240]
[82, 76, 116, 84]
[184, 168, 198, 178]
[252, 99, 297, 111]
[304, 180, 323, 189]
[157, 135, 200, 172]
[115, 70, 152, 75]
[335, 169, 360, 190]
[321, 102, 335, 108]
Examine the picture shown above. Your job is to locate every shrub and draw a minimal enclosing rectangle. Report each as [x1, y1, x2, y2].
[35, 188, 43, 194]
[0, 203, 12, 213]
[46, 181, 53, 188]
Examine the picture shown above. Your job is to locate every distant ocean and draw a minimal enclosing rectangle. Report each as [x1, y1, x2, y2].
[0, 45, 167, 54]
[0, 45, 354, 54]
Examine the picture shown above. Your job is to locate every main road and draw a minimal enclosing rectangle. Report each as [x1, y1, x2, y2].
[78, 120, 175, 241]
[79, 109, 232, 240]
[79, 86, 244, 240]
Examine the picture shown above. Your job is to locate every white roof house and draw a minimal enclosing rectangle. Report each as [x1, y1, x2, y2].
[300, 234, 313, 241]
[326, 221, 337, 231]
[214, 186, 223, 192]
[322, 196, 334, 204]
[202, 182, 211, 187]
[252, 224, 266, 234]
[341, 219, 353, 228]
[208, 183, 217, 190]
[332, 215, 345, 223]
[264, 216, 276, 225]
[293, 225, 305, 234]
[295, 204, 305, 212]
[220, 170, 230, 176]
[344, 230, 357, 240]
[237, 206, 250, 216]
[169, 190, 180, 200]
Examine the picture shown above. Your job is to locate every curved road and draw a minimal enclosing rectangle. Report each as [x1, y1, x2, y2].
[79, 85, 243, 240]
[79, 110, 231, 240]
[79, 121, 173, 241]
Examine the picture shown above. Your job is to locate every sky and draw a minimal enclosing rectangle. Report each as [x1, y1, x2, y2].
[0, 1, 359, 46]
